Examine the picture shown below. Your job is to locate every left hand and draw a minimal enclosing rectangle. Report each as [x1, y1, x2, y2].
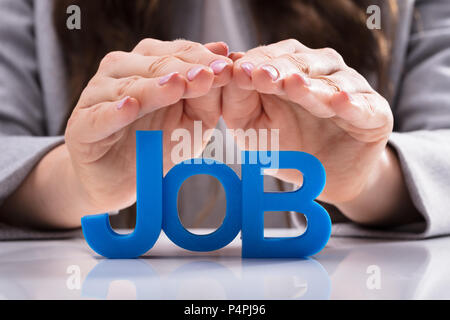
[222, 39, 394, 206]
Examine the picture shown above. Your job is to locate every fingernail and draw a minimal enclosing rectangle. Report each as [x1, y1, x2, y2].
[188, 66, 207, 81]
[210, 59, 228, 75]
[261, 65, 279, 81]
[241, 62, 255, 77]
[159, 72, 178, 85]
[117, 96, 130, 110]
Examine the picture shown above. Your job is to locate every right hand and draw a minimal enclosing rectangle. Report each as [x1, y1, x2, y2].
[64, 39, 232, 214]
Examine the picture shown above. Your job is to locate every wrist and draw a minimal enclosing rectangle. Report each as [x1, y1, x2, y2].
[334, 144, 420, 226]
[39, 144, 100, 228]
[334, 146, 392, 224]
[63, 148, 106, 216]
[31, 144, 104, 228]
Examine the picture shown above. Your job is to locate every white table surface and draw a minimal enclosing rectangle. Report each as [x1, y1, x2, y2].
[0, 229, 449, 300]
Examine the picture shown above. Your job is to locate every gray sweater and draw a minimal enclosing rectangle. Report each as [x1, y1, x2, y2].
[0, 0, 449, 240]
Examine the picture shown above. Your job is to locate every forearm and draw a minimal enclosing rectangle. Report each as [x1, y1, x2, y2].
[0, 144, 98, 229]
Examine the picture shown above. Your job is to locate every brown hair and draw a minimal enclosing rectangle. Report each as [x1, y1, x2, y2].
[53, 0, 396, 227]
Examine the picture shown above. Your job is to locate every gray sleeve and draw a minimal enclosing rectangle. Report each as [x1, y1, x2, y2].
[0, 0, 64, 207]
[388, 0, 450, 238]
[332, 0, 450, 239]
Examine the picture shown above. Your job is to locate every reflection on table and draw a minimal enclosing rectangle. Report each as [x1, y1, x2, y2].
[0, 229, 447, 299]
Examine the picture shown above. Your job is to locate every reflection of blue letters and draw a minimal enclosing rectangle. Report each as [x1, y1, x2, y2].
[81, 259, 161, 299]
[81, 258, 330, 300]
[81, 131, 331, 258]
[167, 261, 239, 299]
[240, 259, 331, 299]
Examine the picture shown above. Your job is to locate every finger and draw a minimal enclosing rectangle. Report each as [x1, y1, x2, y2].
[233, 57, 267, 91]
[204, 41, 229, 56]
[78, 72, 187, 114]
[133, 38, 209, 57]
[99, 52, 227, 94]
[100, 52, 208, 78]
[169, 40, 233, 88]
[256, 51, 347, 79]
[330, 91, 393, 130]
[105, 50, 231, 89]
[67, 96, 141, 144]
[251, 48, 360, 96]
[284, 73, 337, 118]
[183, 88, 223, 127]
[228, 52, 244, 61]
[224, 53, 264, 127]
[204, 42, 233, 85]
[232, 38, 306, 86]
[275, 50, 347, 77]
[222, 79, 260, 129]
[251, 64, 284, 95]
[283, 68, 374, 118]
[271, 52, 369, 92]
[249, 39, 307, 57]
[133, 39, 233, 72]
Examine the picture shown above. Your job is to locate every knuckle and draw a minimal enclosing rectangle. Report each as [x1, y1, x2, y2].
[249, 46, 274, 60]
[281, 38, 301, 50]
[115, 76, 140, 99]
[285, 38, 300, 46]
[317, 76, 341, 93]
[345, 67, 360, 78]
[137, 38, 153, 48]
[176, 42, 206, 64]
[175, 40, 203, 54]
[147, 55, 176, 75]
[100, 51, 125, 69]
[246, 46, 261, 55]
[320, 47, 345, 65]
[347, 67, 370, 86]
[134, 38, 160, 55]
[321, 47, 338, 57]
[282, 53, 310, 74]
[338, 67, 372, 91]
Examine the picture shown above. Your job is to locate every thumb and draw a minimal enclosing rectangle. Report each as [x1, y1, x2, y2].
[223, 51, 260, 129]
[223, 75, 260, 130]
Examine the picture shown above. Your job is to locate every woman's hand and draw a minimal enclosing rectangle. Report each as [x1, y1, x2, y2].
[65, 39, 232, 214]
[222, 39, 408, 225]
